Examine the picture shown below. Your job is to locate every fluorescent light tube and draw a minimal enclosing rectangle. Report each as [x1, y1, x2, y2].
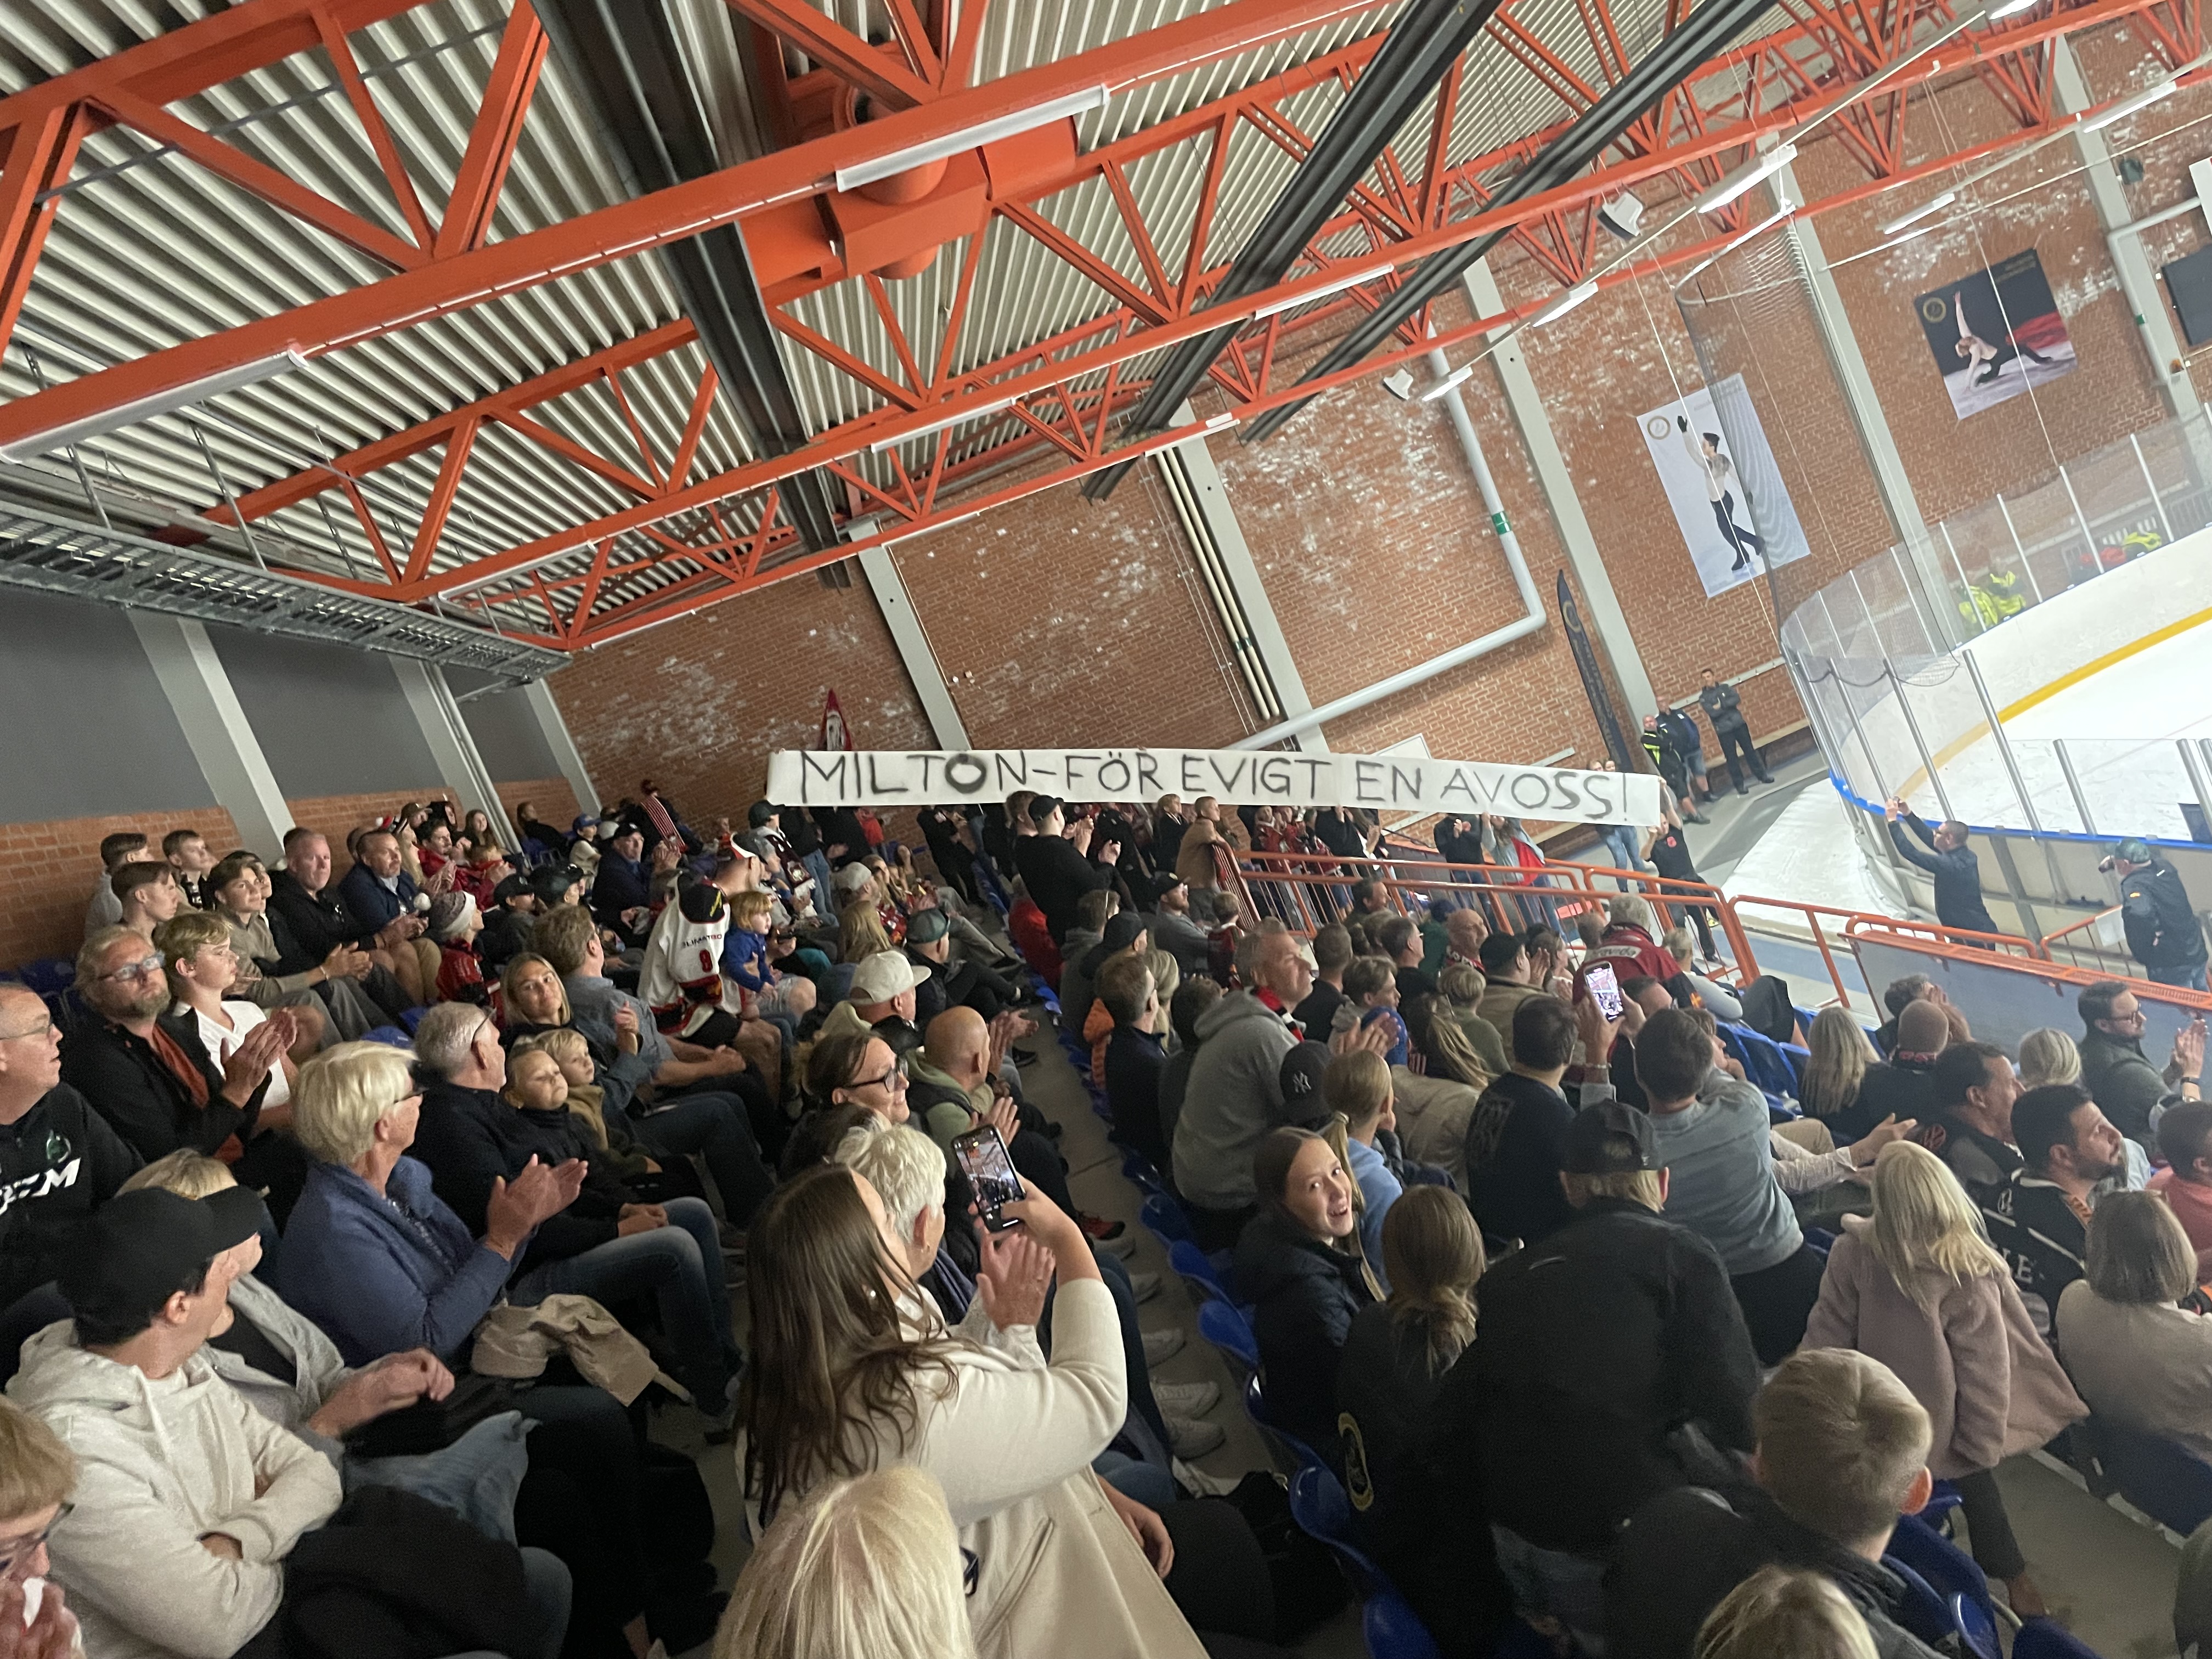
[1202, 412, 1239, 431]
[1880, 191, 1957, 234]
[1419, 364, 1474, 403]
[1529, 279, 1599, 327]
[866, 394, 1018, 454]
[1694, 142, 1799, 213]
[2083, 78, 2177, 130]
[836, 86, 1112, 193]
[0, 347, 308, 463]
[1252, 263, 1392, 319]
[1723, 201, 1796, 253]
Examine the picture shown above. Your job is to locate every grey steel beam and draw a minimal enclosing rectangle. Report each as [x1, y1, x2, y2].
[857, 544, 972, 751]
[128, 613, 295, 859]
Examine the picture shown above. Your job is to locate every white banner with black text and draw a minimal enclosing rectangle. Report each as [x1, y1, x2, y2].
[765, 747, 1665, 826]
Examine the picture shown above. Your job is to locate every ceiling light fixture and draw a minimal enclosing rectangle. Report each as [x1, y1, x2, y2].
[1529, 278, 1600, 327]
[1419, 364, 1475, 403]
[866, 394, 1019, 453]
[1693, 142, 1799, 214]
[1252, 262, 1396, 319]
[835, 86, 1113, 193]
[0, 347, 309, 464]
[1880, 190, 1957, 234]
[2082, 78, 2179, 131]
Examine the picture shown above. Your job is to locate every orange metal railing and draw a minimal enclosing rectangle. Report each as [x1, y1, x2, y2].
[1228, 850, 1763, 986]
[2039, 907, 2143, 981]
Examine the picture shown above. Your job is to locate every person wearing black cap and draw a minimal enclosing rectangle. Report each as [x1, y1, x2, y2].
[1431, 1101, 1759, 1655]
[479, 872, 541, 976]
[1011, 796, 1116, 946]
[1464, 994, 1621, 1250]
[1142, 871, 1211, 979]
[903, 906, 1021, 1023]
[16, 1186, 569, 1659]
[2104, 837, 2209, 990]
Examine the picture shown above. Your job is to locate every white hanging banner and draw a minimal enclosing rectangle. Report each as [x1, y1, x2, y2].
[766, 747, 1666, 826]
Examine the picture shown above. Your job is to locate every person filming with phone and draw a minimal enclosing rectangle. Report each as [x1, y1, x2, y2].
[737, 1165, 1222, 1659]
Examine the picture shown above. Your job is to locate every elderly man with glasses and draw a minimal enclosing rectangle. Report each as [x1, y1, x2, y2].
[0, 981, 141, 1349]
[59, 927, 304, 1216]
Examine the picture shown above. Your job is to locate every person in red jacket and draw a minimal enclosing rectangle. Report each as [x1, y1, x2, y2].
[1008, 892, 1062, 984]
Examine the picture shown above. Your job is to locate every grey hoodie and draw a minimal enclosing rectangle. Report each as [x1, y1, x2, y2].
[9, 1321, 342, 1659]
[1171, 990, 1302, 1210]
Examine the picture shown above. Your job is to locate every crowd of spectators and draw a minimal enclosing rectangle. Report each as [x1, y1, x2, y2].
[3, 778, 2209, 1659]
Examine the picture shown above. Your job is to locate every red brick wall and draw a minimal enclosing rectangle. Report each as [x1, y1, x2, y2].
[520, 27, 2196, 849]
[493, 778, 581, 841]
[1, 809, 241, 972]
[889, 452, 1257, 748]
[546, 575, 936, 827]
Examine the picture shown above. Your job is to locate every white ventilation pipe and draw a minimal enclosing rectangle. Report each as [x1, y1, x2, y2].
[1232, 345, 1545, 749]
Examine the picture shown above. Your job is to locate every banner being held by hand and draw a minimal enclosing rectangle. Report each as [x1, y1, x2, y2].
[766, 746, 1666, 827]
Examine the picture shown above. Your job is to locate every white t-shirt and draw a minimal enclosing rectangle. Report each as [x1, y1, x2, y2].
[188, 1000, 291, 1109]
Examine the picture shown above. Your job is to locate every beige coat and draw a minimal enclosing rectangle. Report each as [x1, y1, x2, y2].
[1804, 1221, 2085, 1478]
[743, 1281, 1205, 1659]
[1176, 819, 1230, 890]
[1387, 1065, 1485, 1193]
[1476, 980, 1548, 1062]
[2056, 1280, 2212, 1462]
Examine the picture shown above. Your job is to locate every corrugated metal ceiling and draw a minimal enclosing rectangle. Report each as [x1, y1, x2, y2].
[0, 0, 1802, 633]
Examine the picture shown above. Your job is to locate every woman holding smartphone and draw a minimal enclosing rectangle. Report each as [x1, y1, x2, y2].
[738, 1166, 1209, 1659]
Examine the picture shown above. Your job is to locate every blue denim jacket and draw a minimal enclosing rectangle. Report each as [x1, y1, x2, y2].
[281, 1156, 514, 1365]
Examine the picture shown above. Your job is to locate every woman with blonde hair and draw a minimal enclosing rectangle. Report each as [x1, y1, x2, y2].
[738, 1165, 1206, 1659]
[2017, 1027, 2083, 1090]
[716, 1465, 974, 1659]
[1804, 1141, 2084, 1616]
[1693, 1565, 1878, 1659]
[1798, 1006, 1876, 1126]
[839, 896, 893, 965]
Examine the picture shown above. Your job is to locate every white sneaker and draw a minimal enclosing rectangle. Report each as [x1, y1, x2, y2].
[1174, 1457, 1243, 1497]
[1153, 1379, 1220, 1417]
[1098, 1232, 1137, 1260]
[1127, 1270, 1161, 1304]
[1167, 1414, 1226, 1458]
[1141, 1327, 1187, 1366]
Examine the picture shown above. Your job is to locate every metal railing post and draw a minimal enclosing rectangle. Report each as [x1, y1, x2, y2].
[1939, 522, 1982, 636]
[2132, 430, 2176, 543]
[2054, 739, 2097, 835]
[1994, 494, 2044, 603]
[2184, 740, 2212, 837]
[2056, 463, 2103, 568]
[1962, 648, 2044, 832]
[1888, 663, 1956, 820]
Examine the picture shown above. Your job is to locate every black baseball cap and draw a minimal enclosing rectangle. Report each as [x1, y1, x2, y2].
[1561, 1101, 1658, 1175]
[1103, 912, 1147, 952]
[531, 863, 583, 904]
[1279, 1041, 1332, 1114]
[1149, 871, 1187, 905]
[493, 873, 533, 906]
[60, 1186, 262, 1331]
[1027, 794, 1064, 825]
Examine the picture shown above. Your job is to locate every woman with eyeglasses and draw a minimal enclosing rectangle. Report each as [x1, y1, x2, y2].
[738, 1165, 1208, 1659]
[278, 1041, 578, 1370]
[0, 1397, 80, 1658]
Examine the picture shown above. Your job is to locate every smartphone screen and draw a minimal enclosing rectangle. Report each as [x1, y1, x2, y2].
[1586, 961, 1624, 1022]
[951, 1124, 1029, 1231]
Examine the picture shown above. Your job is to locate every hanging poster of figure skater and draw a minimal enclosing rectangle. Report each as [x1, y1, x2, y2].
[1637, 375, 1810, 599]
[1916, 250, 2076, 419]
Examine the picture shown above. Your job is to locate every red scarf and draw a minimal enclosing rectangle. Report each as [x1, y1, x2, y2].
[1254, 987, 1304, 1039]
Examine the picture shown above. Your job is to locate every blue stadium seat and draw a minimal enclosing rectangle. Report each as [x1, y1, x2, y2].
[2083, 1417, 2212, 1534]
[1198, 1299, 1259, 1373]
[360, 1025, 413, 1047]
[1171, 1239, 1230, 1304]
[1719, 1021, 1801, 1099]
[396, 1006, 428, 1034]
[1141, 1192, 1194, 1248]
[1887, 1511, 1996, 1638]
[1953, 1593, 2002, 1659]
[2012, 1618, 2104, 1658]
[1120, 1150, 1166, 1195]
[1882, 1558, 1964, 1652]
[1920, 1481, 1963, 1528]
[14, 957, 73, 1000]
[1361, 1590, 1443, 1659]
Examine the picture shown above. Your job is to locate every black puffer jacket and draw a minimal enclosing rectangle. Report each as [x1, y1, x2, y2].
[1233, 1211, 1377, 1465]
[1608, 1480, 1948, 1659]
[2121, 853, 2207, 971]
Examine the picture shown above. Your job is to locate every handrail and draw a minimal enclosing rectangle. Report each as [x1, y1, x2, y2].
[2037, 905, 2147, 981]
[1229, 849, 1763, 984]
[1837, 913, 2049, 959]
